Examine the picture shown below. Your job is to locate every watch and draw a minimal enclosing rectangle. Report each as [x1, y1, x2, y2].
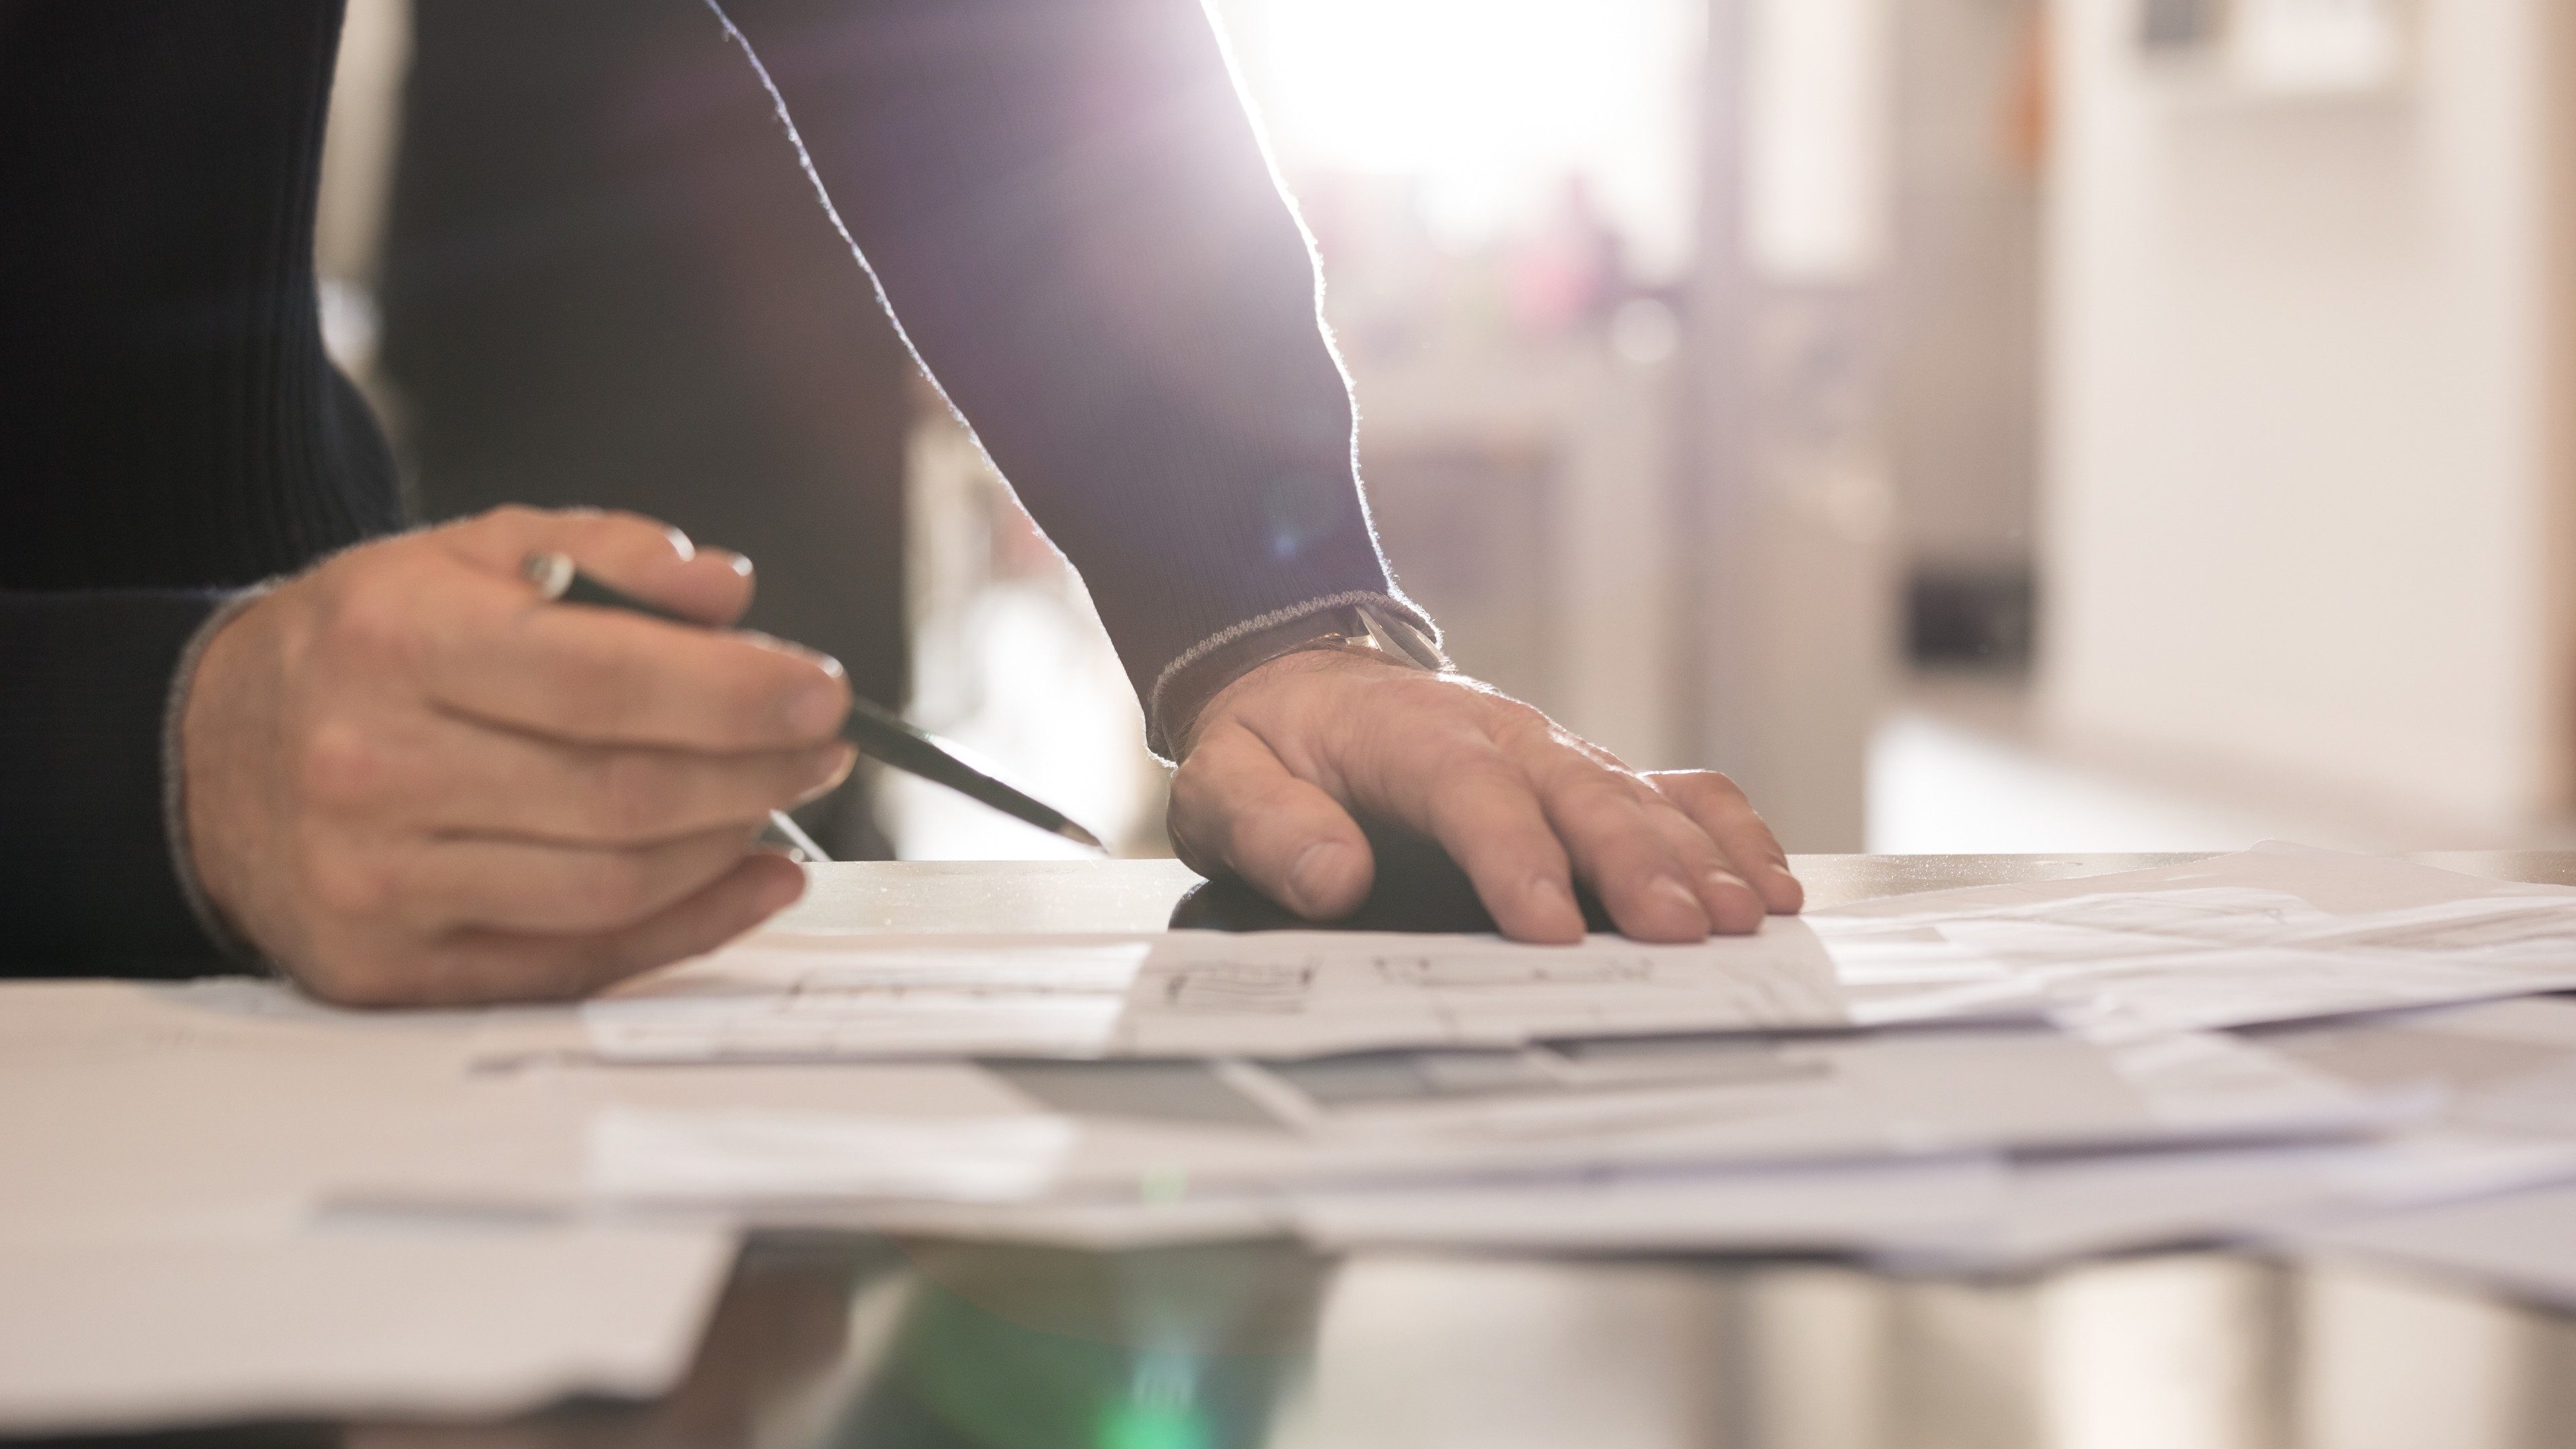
[1150, 598, 1448, 758]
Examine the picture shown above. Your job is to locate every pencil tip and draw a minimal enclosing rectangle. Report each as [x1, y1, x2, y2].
[1059, 821, 1107, 852]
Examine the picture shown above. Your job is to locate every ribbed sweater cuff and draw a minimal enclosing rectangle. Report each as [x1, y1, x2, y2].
[0, 590, 235, 974]
[1143, 590, 1441, 760]
[161, 586, 276, 967]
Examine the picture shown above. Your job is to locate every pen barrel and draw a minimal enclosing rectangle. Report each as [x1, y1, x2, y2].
[843, 698, 1080, 836]
[527, 554, 1096, 847]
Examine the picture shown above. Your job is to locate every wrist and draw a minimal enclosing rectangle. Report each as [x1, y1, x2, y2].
[170, 588, 282, 965]
[1149, 596, 1446, 759]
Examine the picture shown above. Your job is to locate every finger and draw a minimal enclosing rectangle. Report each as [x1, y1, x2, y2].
[307, 708, 855, 846]
[438, 504, 757, 627]
[400, 852, 808, 1006]
[1343, 723, 1587, 945]
[1169, 724, 1375, 918]
[1629, 786, 1770, 933]
[413, 556, 850, 751]
[1515, 747, 1713, 943]
[1646, 771, 1804, 914]
[392, 822, 767, 934]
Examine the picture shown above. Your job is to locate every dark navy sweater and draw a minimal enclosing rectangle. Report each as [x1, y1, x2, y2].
[0, 0, 1415, 973]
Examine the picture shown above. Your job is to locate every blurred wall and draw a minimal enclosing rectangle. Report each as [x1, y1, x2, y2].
[1683, 0, 1899, 852]
[1889, 0, 2044, 665]
[2041, 0, 2576, 832]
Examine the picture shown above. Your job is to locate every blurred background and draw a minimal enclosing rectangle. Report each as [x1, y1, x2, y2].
[313, 0, 2576, 861]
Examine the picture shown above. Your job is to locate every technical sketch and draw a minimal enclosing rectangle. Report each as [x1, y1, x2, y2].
[1161, 961, 1316, 1014]
[1371, 953, 1652, 989]
[574, 924, 1893, 1062]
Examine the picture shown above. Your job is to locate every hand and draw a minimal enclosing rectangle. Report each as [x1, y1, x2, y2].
[1167, 651, 1803, 943]
[180, 506, 855, 1006]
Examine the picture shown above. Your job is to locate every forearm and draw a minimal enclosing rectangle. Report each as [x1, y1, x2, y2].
[712, 0, 1430, 745]
[0, 590, 239, 976]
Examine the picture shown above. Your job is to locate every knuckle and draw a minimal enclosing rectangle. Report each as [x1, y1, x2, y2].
[1654, 769, 1747, 806]
[315, 569, 423, 665]
[1554, 773, 1644, 826]
[594, 509, 682, 555]
[1432, 731, 1513, 778]
[296, 717, 388, 808]
[472, 503, 561, 551]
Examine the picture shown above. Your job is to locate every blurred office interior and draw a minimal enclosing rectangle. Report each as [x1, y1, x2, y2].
[313, 0, 2576, 860]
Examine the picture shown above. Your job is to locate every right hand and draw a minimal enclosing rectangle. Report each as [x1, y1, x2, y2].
[180, 506, 856, 1006]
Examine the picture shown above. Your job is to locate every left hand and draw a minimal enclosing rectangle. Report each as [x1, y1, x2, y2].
[1167, 650, 1804, 943]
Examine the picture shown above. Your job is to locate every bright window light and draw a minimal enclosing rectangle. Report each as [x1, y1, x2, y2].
[1218, 0, 1699, 274]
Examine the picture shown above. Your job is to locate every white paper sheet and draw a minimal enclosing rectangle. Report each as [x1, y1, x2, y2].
[1291, 1155, 2005, 1253]
[563, 920, 2031, 1066]
[1817, 845, 2576, 1040]
[1893, 1130, 2576, 1271]
[0, 1218, 735, 1435]
[485, 1025, 2391, 1244]
[1279, 1130, 2576, 1266]
[588, 1109, 1078, 1205]
[0, 981, 575, 1242]
[0, 982, 735, 1434]
[2257, 994, 2576, 1138]
[2293, 1180, 2576, 1307]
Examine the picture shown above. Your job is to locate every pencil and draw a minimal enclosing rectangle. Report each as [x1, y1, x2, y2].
[522, 551, 1106, 853]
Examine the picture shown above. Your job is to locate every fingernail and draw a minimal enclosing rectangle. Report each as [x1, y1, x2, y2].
[796, 745, 859, 804]
[1287, 842, 1349, 916]
[1527, 874, 1578, 926]
[718, 549, 754, 579]
[1654, 875, 1711, 930]
[665, 527, 696, 561]
[784, 674, 845, 737]
[1701, 867, 1770, 931]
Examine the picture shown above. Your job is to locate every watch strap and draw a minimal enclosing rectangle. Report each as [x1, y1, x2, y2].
[1149, 598, 1447, 758]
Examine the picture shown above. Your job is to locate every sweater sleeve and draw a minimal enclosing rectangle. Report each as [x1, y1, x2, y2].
[0, 590, 233, 976]
[706, 0, 1432, 743]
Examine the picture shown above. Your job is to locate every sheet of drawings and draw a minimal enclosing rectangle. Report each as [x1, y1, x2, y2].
[1812, 845, 2576, 1042]
[574, 919, 2029, 1065]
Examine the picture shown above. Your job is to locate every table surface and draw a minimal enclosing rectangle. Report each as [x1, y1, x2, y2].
[109, 854, 2576, 1449]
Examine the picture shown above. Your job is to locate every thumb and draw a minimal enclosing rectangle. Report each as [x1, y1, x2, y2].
[1169, 724, 1375, 919]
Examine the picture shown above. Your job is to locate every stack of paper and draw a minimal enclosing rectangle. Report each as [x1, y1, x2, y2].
[424, 847, 2576, 1265]
[0, 1220, 735, 1435]
[25, 842, 2576, 1436]
[481, 916, 2033, 1067]
[478, 843, 2576, 1279]
[0, 981, 736, 1435]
